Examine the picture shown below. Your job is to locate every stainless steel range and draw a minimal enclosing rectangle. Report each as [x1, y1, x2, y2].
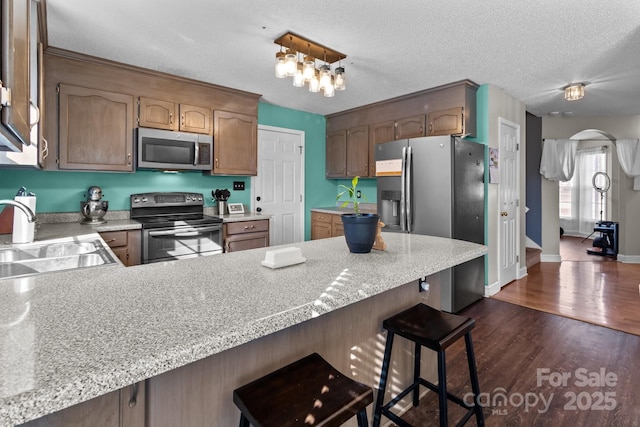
[130, 192, 223, 264]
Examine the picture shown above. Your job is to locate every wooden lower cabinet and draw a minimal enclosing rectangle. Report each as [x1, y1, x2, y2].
[223, 219, 269, 252]
[311, 211, 344, 239]
[21, 382, 145, 427]
[99, 230, 141, 266]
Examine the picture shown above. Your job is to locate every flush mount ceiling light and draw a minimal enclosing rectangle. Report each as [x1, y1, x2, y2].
[274, 32, 347, 98]
[564, 83, 585, 101]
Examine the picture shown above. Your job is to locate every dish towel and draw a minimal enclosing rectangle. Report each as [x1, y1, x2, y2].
[615, 139, 640, 190]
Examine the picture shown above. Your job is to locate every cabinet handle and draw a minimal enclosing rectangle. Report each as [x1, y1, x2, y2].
[429, 123, 433, 133]
[105, 238, 117, 243]
[128, 383, 139, 408]
[181, 114, 185, 127]
[127, 153, 131, 165]
[169, 113, 173, 125]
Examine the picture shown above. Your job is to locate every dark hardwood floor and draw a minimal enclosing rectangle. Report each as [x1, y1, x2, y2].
[398, 299, 640, 426]
[395, 238, 640, 426]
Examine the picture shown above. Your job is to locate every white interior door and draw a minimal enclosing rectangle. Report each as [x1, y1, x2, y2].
[499, 118, 520, 286]
[253, 126, 304, 246]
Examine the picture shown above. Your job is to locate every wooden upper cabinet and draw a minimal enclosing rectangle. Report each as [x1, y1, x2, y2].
[346, 125, 369, 178]
[326, 129, 347, 178]
[138, 97, 177, 131]
[58, 84, 134, 171]
[428, 107, 464, 136]
[395, 114, 426, 139]
[138, 97, 211, 134]
[179, 104, 211, 134]
[369, 120, 395, 177]
[213, 110, 257, 175]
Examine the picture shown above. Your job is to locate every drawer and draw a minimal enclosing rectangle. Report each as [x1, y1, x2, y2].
[225, 219, 269, 235]
[311, 211, 332, 224]
[331, 214, 343, 226]
[100, 231, 128, 248]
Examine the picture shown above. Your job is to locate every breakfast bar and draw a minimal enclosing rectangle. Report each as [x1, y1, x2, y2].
[0, 233, 486, 426]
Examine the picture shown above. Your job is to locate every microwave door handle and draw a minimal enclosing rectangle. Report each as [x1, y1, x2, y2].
[149, 226, 221, 237]
[194, 141, 199, 166]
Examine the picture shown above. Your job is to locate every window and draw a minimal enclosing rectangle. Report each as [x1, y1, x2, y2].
[558, 146, 609, 236]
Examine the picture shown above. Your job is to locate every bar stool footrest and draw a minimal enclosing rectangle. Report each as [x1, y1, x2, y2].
[381, 377, 479, 427]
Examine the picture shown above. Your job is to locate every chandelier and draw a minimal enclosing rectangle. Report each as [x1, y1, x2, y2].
[274, 32, 347, 97]
[564, 83, 585, 101]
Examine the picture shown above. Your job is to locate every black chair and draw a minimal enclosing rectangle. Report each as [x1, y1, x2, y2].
[373, 303, 485, 427]
[233, 352, 373, 427]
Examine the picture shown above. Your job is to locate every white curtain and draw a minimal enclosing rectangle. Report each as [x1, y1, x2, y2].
[539, 139, 579, 181]
[615, 139, 640, 190]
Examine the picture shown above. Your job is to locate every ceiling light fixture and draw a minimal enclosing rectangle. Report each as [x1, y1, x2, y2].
[274, 32, 347, 97]
[564, 83, 585, 101]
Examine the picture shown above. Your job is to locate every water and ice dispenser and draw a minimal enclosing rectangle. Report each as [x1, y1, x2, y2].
[379, 190, 401, 227]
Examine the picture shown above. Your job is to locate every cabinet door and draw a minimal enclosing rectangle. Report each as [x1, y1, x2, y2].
[428, 107, 464, 136]
[395, 114, 425, 140]
[311, 212, 333, 240]
[58, 84, 134, 171]
[1, 0, 31, 149]
[225, 231, 269, 252]
[369, 120, 395, 177]
[331, 214, 344, 237]
[346, 125, 369, 178]
[326, 129, 347, 178]
[179, 104, 211, 134]
[22, 382, 145, 427]
[213, 110, 257, 175]
[138, 97, 177, 130]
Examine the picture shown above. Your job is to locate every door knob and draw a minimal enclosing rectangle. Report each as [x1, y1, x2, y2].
[256, 196, 261, 201]
[257, 207, 262, 212]
[501, 211, 508, 217]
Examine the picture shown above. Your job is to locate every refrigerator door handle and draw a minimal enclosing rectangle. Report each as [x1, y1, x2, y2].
[400, 146, 407, 231]
[406, 145, 412, 233]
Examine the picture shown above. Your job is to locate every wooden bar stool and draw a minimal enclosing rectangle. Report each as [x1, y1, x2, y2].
[373, 303, 485, 427]
[233, 352, 373, 427]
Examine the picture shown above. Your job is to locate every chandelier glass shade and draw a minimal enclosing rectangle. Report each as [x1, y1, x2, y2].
[274, 32, 347, 97]
[564, 83, 585, 101]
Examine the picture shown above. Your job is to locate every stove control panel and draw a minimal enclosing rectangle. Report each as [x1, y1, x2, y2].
[130, 192, 204, 207]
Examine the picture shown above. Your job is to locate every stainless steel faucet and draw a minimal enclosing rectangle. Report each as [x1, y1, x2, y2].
[0, 199, 37, 222]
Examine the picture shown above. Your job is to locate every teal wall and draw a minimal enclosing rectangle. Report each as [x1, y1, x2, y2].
[0, 102, 334, 240]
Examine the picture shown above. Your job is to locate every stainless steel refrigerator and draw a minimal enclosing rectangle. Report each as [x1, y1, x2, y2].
[376, 135, 485, 313]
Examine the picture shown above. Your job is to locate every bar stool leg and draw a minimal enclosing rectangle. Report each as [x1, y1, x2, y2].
[437, 351, 448, 427]
[239, 414, 250, 427]
[356, 408, 369, 427]
[373, 331, 395, 427]
[465, 331, 485, 426]
[413, 342, 421, 407]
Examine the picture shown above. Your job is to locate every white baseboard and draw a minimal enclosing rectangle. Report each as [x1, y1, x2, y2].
[541, 253, 562, 262]
[518, 266, 528, 279]
[617, 254, 640, 264]
[485, 281, 501, 297]
[525, 237, 542, 249]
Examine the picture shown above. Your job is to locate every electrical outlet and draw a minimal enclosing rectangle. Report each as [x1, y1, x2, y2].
[356, 190, 361, 199]
[233, 181, 245, 191]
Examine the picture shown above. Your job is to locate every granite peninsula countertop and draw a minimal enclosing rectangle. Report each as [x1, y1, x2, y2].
[0, 233, 486, 426]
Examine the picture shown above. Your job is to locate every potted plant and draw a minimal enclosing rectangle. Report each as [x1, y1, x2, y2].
[337, 176, 380, 253]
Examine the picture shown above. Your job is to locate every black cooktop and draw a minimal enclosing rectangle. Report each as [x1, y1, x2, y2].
[134, 214, 222, 229]
[130, 192, 222, 229]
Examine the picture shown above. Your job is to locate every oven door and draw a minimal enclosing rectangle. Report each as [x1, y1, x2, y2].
[142, 224, 222, 264]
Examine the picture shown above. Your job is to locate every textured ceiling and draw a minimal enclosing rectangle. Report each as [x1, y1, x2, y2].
[44, 0, 640, 117]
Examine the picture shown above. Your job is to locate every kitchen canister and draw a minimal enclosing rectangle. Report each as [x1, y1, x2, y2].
[12, 196, 36, 243]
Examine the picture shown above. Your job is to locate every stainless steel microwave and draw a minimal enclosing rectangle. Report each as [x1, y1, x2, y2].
[137, 127, 213, 171]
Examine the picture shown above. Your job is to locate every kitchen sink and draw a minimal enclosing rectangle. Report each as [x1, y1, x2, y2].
[0, 235, 119, 281]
